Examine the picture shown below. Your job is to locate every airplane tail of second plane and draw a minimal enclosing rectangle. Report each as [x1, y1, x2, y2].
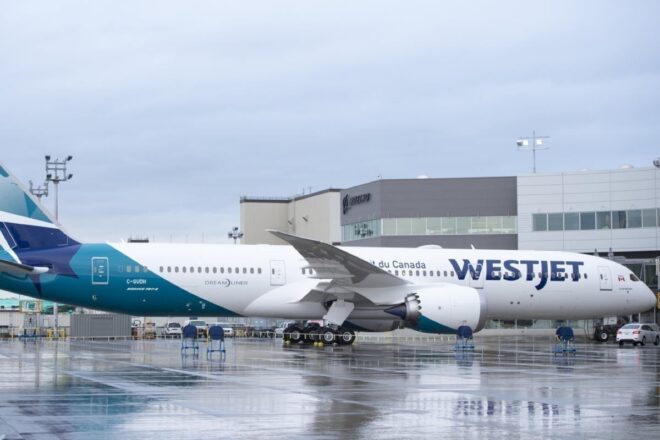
[0, 161, 79, 263]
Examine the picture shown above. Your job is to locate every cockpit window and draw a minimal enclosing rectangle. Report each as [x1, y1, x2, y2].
[630, 274, 640, 282]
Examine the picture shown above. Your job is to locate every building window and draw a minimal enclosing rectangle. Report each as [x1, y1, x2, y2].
[611, 210, 626, 229]
[547, 213, 563, 231]
[596, 211, 611, 229]
[642, 209, 657, 227]
[532, 214, 547, 232]
[580, 212, 595, 230]
[627, 210, 642, 228]
[564, 213, 579, 231]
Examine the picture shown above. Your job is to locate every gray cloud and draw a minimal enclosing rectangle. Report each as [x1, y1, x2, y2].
[1, 0, 658, 242]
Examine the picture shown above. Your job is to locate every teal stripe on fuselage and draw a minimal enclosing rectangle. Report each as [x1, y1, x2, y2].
[0, 243, 240, 317]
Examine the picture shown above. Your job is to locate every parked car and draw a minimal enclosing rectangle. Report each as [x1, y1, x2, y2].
[616, 323, 660, 346]
[184, 319, 208, 338]
[163, 322, 182, 338]
[209, 322, 234, 338]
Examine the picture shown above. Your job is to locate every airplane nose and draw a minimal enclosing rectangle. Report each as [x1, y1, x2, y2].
[643, 286, 657, 310]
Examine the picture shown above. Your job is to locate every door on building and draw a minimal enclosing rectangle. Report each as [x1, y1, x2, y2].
[270, 260, 286, 286]
[598, 266, 612, 291]
[92, 257, 109, 285]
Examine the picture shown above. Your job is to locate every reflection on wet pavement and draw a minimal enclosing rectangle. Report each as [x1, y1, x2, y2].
[0, 337, 658, 439]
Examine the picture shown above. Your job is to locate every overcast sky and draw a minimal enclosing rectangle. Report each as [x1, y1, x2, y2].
[1, 1, 659, 243]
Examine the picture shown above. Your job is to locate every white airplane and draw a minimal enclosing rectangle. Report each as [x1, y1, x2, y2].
[0, 161, 656, 345]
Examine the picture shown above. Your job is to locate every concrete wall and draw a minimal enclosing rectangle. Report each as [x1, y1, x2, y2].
[241, 190, 341, 245]
[518, 167, 660, 252]
[240, 199, 289, 245]
[341, 177, 517, 225]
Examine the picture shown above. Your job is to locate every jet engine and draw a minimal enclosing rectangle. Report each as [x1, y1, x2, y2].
[385, 284, 487, 334]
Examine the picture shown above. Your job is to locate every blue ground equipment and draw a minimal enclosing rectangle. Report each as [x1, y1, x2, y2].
[207, 325, 226, 359]
[454, 325, 475, 351]
[181, 324, 199, 356]
[553, 326, 576, 355]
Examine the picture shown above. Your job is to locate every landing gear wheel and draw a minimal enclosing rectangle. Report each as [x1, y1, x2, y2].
[320, 327, 336, 345]
[282, 325, 298, 342]
[289, 326, 303, 344]
[338, 328, 356, 345]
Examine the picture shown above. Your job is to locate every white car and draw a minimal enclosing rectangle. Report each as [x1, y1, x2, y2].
[163, 322, 182, 338]
[209, 322, 234, 338]
[616, 323, 660, 346]
[184, 319, 208, 338]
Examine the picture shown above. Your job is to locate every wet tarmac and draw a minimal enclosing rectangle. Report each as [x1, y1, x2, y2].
[0, 337, 658, 439]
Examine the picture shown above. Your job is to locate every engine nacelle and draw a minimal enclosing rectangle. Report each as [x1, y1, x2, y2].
[385, 284, 487, 334]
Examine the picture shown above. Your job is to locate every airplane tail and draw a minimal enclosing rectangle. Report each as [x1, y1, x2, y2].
[0, 162, 79, 263]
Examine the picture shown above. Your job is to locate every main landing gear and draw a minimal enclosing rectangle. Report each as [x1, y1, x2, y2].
[282, 323, 356, 346]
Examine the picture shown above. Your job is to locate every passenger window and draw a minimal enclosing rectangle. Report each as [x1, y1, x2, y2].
[250, 268, 254, 274]
[167, 266, 171, 273]
[175, 267, 179, 273]
[408, 270, 413, 276]
[228, 268, 232, 274]
[416, 270, 420, 276]
[143, 267, 149, 273]
[258, 268, 262, 274]
[423, 270, 427, 276]
[443, 271, 447, 277]
[205, 267, 209, 273]
[235, 267, 239, 273]
[182, 267, 187, 273]
[159, 266, 164, 273]
[451, 271, 455, 277]
[220, 267, 224, 274]
[243, 268, 247, 274]
[212, 267, 217, 274]
[127, 266, 132, 273]
[395, 270, 399, 276]
[429, 271, 433, 277]
[190, 267, 194, 273]
[198, 267, 202, 273]
[584, 273, 588, 279]
[134, 266, 140, 273]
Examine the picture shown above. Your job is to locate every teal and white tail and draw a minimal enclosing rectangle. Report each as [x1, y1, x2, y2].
[0, 162, 77, 262]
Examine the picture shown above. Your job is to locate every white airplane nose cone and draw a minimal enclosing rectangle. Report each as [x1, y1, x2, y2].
[643, 287, 657, 310]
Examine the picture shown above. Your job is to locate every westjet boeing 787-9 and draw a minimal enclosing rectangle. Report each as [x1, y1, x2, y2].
[0, 161, 655, 344]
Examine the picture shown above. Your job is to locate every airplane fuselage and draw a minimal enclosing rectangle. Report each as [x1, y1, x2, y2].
[4, 242, 654, 327]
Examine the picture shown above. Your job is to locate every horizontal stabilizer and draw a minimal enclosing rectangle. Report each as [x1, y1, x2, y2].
[0, 258, 49, 277]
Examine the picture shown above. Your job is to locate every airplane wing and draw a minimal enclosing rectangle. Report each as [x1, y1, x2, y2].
[268, 230, 410, 288]
[0, 258, 49, 277]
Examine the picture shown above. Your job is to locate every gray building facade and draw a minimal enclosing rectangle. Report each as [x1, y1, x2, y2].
[340, 177, 518, 249]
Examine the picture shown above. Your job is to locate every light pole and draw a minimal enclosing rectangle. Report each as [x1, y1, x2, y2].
[29, 180, 49, 201]
[45, 155, 73, 221]
[228, 227, 243, 244]
[516, 131, 549, 173]
[44, 155, 73, 339]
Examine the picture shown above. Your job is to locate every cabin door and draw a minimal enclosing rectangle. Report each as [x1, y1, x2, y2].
[598, 266, 612, 291]
[270, 260, 286, 286]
